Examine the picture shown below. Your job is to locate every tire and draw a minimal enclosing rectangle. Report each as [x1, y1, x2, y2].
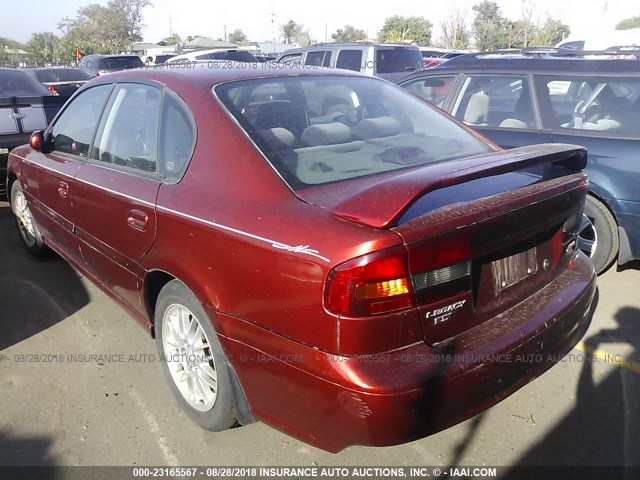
[578, 195, 619, 274]
[154, 280, 237, 431]
[10, 180, 47, 256]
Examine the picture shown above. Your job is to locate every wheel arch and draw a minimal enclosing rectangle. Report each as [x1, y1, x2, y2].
[586, 185, 619, 226]
[142, 269, 176, 336]
[6, 171, 18, 208]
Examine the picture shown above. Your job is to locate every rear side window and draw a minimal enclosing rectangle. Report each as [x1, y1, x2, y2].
[535, 75, 640, 136]
[91, 84, 161, 173]
[159, 92, 195, 178]
[336, 50, 362, 72]
[49, 84, 112, 157]
[452, 75, 535, 129]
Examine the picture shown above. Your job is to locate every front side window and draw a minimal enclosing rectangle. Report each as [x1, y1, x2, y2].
[452, 75, 535, 129]
[91, 84, 161, 173]
[305, 51, 328, 67]
[403, 75, 457, 108]
[49, 84, 112, 157]
[535, 75, 640, 136]
[278, 54, 302, 65]
[215, 76, 492, 188]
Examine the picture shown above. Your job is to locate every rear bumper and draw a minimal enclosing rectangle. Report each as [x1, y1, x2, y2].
[212, 253, 596, 453]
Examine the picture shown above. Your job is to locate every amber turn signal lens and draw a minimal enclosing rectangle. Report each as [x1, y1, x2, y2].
[355, 278, 410, 300]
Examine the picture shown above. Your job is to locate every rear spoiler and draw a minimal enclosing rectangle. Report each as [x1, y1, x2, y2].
[43, 81, 88, 87]
[330, 144, 587, 228]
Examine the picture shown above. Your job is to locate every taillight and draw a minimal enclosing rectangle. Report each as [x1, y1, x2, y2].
[325, 246, 414, 316]
[47, 85, 59, 95]
[561, 180, 588, 258]
[407, 234, 472, 304]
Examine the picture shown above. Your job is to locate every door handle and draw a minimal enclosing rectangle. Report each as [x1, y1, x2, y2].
[127, 209, 149, 231]
[58, 181, 69, 198]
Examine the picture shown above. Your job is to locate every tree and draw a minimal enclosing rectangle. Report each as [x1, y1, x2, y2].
[57, 0, 152, 58]
[378, 16, 432, 45]
[27, 32, 59, 63]
[530, 16, 570, 46]
[472, 0, 509, 50]
[228, 29, 247, 44]
[332, 25, 366, 42]
[280, 19, 313, 46]
[158, 33, 181, 46]
[616, 15, 640, 30]
[0, 37, 27, 62]
[110, 0, 152, 45]
[441, 11, 470, 49]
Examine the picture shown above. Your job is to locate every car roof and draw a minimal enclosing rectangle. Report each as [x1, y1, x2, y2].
[278, 43, 420, 55]
[85, 64, 367, 95]
[169, 48, 246, 61]
[400, 55, 640, 82]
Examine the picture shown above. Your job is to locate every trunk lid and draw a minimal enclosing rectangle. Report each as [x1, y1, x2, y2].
[303, 144, 588, 345]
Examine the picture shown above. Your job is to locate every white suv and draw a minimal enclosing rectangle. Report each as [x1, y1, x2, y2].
[276, 42, 423, 81]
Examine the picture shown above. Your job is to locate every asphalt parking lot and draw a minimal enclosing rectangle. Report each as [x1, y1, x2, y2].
[1, 200, 639, 470]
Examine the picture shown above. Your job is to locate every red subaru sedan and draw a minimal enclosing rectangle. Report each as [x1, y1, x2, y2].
[6, 64, 596, 452]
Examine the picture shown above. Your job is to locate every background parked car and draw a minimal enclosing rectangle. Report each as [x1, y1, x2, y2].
[0, 68, 68, 198]
[21, 68, 91, 96]
[78, 54, 145, 77]
[276, 42, 424, 81]
[399, 50, 640, 274]
[419, 47, 471, 68]
[6, 65, 595, 452]
[165, 49, 258, 63]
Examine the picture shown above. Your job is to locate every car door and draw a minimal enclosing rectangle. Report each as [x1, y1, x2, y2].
[450, 74, 552, 149]
[535, 74, 640, 201]
[73, 83, 162, 315]
[21, 84, 113, 261]
[401, 74, 460, 111]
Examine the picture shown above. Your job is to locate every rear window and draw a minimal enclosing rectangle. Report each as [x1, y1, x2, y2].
[215, 76, 491, 188]
[197, 51, 258, 62]
[100, 57, 144, 70]
[375, 48, 423, 74]
[0, 70, 48, 96]
[35, 69, 91, 83]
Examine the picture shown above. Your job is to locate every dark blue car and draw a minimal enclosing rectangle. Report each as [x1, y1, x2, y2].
[399, 52, 640, 273]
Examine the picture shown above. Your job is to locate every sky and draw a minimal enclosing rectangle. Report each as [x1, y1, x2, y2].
[3, 0, 638, 45]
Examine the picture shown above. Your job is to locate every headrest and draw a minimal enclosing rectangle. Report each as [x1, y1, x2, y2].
[301, 123, 352, 146]
[354, 116, 402, 139]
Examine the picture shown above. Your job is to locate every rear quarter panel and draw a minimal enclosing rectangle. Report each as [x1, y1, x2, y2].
[141, 88, 407, 353]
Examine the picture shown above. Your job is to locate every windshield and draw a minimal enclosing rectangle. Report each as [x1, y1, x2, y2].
[200, 51, 258, 62]
[375, 48, 424, 73]
[35, 69, 91, 83]
[215, 75, 491, 189]
[100, 57, 144, 70]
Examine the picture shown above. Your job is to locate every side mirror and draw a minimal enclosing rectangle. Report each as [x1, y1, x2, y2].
[29, 131, 54, 153]
[29, 131, 44, 151]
